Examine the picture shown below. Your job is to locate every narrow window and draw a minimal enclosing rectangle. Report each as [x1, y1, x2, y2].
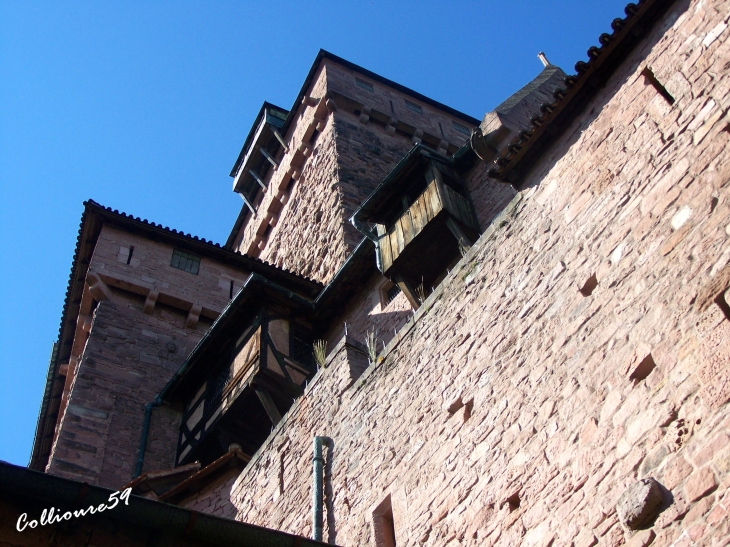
[438, 121, 444, 136]
[126, 245, 134, 265]
[229, 279, 234, 299]
[356, 78, 374, 92]
[389, 100, 394, 113]
[404, 100, 422, 114]
[452, 121, 471, 136]
[372, 495, 396, 547]
[386, 284, 401, 304]
[170, 249, 201, 275]
[641, 67, 675, 105]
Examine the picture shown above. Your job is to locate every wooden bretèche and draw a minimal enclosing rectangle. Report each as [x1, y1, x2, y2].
[373, 161, 480, 306]
[176, 315, 315, 466]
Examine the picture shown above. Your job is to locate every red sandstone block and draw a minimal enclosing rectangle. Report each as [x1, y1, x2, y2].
[685, 467, 718, 502]
[663, 457, 695, 494]
[706, 502, 727, 527]
[691, 432, 730, 467]
[682, 494, 714, 524]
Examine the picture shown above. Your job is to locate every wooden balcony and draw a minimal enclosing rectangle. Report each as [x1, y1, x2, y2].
[377, 177, 479, 275]
[177, 316, 314, 466]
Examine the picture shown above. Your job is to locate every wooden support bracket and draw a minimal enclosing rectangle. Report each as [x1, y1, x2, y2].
[394, 274, 420, 309]
[260, 148, 279, 169]
[445, 217, 473, 253]
[250, 170, 267, 191]
[254, 385, 282, 425]
[239, 193, 256, 215]
[272, 128, 289, 151]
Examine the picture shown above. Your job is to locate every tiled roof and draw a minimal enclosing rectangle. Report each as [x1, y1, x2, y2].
[29, 199, 322, 472]
[487, 0, 677, 183]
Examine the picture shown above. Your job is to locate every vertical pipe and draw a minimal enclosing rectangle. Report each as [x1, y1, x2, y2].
[312, 436, 330, 542]
[134, 398, 161, 478]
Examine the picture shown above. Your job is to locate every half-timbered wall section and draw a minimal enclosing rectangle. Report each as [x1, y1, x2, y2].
[175, 315, 316, 467]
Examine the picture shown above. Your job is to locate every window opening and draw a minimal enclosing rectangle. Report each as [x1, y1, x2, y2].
[356, 78, 374, 92]
[372, 495, 396, 547]
[389, 100, 394, 113]
[229, 279, 234, 299]
[404, 100, 422, 114]
[126, 245, 134, 265]
[438, 121, 444, 136]
[630, 353, 656, 383]
[170, 249, 201, 275]
[579, 274, 598, 297]
[386, 284, 402, 304]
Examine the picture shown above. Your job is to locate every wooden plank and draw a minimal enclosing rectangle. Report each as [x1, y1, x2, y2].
[389, 230, 400, 264]
[395, 218, 406, 257]
[401, 209, 415, 246]
[412, 194, 427, 233]
[426, 183, 441, 219]
[379, 231, 393, 272]
[420, 191, 433, 223]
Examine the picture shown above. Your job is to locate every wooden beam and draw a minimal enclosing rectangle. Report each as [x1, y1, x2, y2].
[445, 217, 473, 253]
[260, 148, 279, 169]
[250, 170, 267, 191]
[265, 333, 294, 383]
[272, 128, 288, 151]
[254, 386, 282, 425]
[393, 274, 420, 309]
[239, 192, 256, 214]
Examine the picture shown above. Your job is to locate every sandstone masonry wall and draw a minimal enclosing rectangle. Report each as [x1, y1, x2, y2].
[233, 61, 473, 284]
[46, 225, 256, 488]
[93, 225, 250, 316]
[198, 2, 730, 545]
[46, 301, 196, 488]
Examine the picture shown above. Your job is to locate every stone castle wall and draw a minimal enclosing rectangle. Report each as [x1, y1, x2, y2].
[233, 61, 472, 284]
[46, 301, 193, 488]
[187, 2, 730, 545]
[46, 225, 255, 488]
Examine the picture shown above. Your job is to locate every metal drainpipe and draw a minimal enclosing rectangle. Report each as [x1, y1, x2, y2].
[134, 398, 161, 478]
[312, 436, 331, 542]
[349, 217, 383, 271]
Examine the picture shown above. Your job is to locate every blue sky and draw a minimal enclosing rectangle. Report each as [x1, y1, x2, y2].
[0, 1, 630, 466]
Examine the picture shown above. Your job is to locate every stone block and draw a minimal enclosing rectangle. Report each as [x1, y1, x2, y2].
[616, 477, 665, 530]
[684, 467, 718, 502]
